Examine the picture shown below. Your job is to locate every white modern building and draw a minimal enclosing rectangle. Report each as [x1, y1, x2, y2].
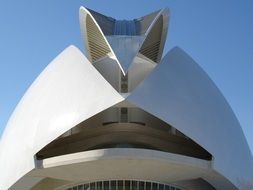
[0, 6, 253, 190]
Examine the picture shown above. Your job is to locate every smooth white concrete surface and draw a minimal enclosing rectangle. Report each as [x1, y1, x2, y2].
[1, 6, 253, 190]
[106, 36, 144, 72]
[12, 148, 233, 190]
[128, 54, 156, 91]
[39, 148, 210, 169]
[31, 149, 213, 188]
[9, 177, 44, 190]
[93, 56, 121, 91]
[127, 47, 253, 190]
[0, 46, 124, 190]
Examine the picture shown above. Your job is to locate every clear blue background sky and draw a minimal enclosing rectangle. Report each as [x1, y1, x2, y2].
[0, 0, 252, 154]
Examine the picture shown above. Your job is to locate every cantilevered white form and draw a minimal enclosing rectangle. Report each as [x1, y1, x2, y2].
[0, 6, 252, 190]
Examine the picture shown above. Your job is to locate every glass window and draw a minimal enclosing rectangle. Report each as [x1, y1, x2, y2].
[118, 180, 123, 190]
[84, 184, 89, 190]
[152, 183, 157, 190]
[125, 180, 130, 190]
[146, 182, 151, 190]
[104, 181, 109, 190]
[111, 181, 117, 190]
[165, 185, 170, 190]
[139, 182, 145, 190]
[158, 184, 164, 190]
[131, 181, 138, 190]
[97, 182, 103, 190]
[66, 180, 181, 190]
[90, 183, 96, 190]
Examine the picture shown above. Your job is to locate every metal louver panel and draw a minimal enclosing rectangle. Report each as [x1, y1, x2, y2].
[87, 15, 111, 62]
[139, 15, 163, 63]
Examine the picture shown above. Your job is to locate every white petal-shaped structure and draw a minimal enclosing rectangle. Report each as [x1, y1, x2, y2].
[1, 6, 253, 190]
[127, 47, 253, 190]
[0, 46, 123, 190]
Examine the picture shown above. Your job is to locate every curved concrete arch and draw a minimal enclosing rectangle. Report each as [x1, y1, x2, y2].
[20, 148, 218, 190]
[1, 6, 252, 190]
[0, 45, 124, 190]
[79, 7, 124, 74]
[127, 47, 253, 190]
[8, 148, 236, 190]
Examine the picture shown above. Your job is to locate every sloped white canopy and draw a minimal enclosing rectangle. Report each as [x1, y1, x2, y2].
[1, 6, 253, 190]
[0, 46, 124, 190]
[127, 47, 253, 190]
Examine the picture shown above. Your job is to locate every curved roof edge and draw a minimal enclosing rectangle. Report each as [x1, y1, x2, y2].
[0, 45, 124, 190]
[127, 47, 253, 190]
[138, 8, 169, 63]
[79, 6, 169, 75]
[79, 6, 125, 74]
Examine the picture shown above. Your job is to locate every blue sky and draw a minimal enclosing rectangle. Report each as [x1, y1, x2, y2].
[0, 0, 252, 154]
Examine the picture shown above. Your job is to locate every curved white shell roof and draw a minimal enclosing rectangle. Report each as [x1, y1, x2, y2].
[127, 47, 253, 189]
[0, 7, 252, 190]
[0, 46, 123, 190]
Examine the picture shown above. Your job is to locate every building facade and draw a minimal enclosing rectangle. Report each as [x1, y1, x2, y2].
[0, 6, 253, 190]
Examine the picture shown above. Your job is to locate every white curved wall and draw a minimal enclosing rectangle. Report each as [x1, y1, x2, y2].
[1, 7, 252, 189]
[127, 47, 253, 190]
[0, 45, 123, 190]
[31, 148, 214, 189]
[13, 148, 234, 190]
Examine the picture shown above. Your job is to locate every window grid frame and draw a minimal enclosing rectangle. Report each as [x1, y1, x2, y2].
[65, 180, 182, 190]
